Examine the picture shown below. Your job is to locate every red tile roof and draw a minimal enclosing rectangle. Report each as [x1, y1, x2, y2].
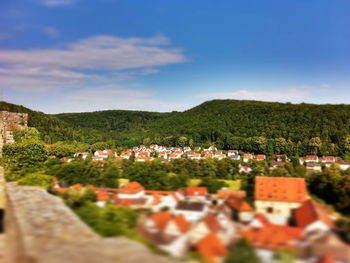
[240, 224, 303, 251]
[119, 181, 144, 194]
[173, 214, 191, 234]
[255, 176, 308, 203]
[315, 255, 335, 263]
[196, 233, 228, 263]
[97, 192, 110, 201]
[151, 211, 173, 231]
[294, 199, 334, 229]
[217, 190, 246, 199]
[186, 186, 208, 196]
[203, 213, 222, 232]
[225, 196, 254, 212]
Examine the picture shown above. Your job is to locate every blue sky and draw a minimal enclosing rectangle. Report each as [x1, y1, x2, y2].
[0, 0, 349, 113]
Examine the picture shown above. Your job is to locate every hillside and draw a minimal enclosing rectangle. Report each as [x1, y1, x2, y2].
[2, 100, 350, 155]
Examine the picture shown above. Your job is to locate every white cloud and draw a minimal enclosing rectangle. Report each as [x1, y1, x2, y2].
[41, 26, 60, 38]
[36, 0, 78, 7]
[0, 34, 187, 92]
[196, 86, 314, 102]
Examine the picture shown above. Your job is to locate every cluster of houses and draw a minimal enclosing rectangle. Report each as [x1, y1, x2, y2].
[53, 176, 350, 263]
[70, 145, 350, 175]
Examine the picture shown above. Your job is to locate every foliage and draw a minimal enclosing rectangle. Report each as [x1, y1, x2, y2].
[4, 100, 350, 156]
[225, 238, 261, 263]
[59, 186, 97, 208]
[3, 138, 48, 173]
[199, 177, 228, 193]
[74, 202, 138, 237]
[17, 173, 53, 189]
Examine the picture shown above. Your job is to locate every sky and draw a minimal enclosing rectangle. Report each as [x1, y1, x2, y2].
[0, 0, 349, 113]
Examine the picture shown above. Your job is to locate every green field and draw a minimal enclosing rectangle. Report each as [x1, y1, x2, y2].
[188, 178, 241, 190]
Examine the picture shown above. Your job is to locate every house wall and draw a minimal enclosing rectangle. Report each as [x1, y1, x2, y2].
[255, 200, 301, 225]
[118, 191, 145, 199]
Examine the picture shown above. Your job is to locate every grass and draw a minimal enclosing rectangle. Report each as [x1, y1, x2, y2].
[188, 178, 241, 190]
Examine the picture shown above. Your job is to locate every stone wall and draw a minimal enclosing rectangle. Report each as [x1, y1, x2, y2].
[4, 182, 176, 263]
[0, 111, 28, 155]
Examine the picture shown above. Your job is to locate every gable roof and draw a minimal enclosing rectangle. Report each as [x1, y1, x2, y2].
[150, 211, 172, 231]
[225, 196, 254, 212]
[186, 186, 208, 196]
[240, 225, 303, 251]
[119, 181, 144, 194]
[173, 214, 191, 233]
[202, 213, 222, 232]
[294, 199, 334, 229]
[255, 176, 308, 203]
[196, 233, 228, 263]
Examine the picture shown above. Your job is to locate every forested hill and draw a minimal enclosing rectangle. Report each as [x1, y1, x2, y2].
[2, 100, 350, 156]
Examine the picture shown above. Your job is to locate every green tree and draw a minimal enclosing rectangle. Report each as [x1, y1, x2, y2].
[17, 173, 53, 189]
[225, 238, 261, 263]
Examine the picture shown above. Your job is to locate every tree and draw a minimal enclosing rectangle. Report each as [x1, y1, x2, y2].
[177, 136, 188, 147]
[225, 238, 261, 263]
[3, 138, 48, 173]
[17, 173, 53, 189]
[308, 137, 322, 155]
[200, 177, 228, 194]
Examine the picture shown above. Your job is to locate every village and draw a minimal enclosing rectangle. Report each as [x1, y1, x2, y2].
[51, 144, 350, 263]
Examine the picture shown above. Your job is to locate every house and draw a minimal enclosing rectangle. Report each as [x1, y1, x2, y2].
[183, 146, 192, 152]
[195, 233, 228, 263]
[305, 155, 319, 163]
[145, 190, 184, 212]
[227, 150, 239, 157]
[96, 192, 110, 208]
[239, 165, 252, 174]
[306, 163, 322, 173]
[186, 187, 208, 201]
[135, 156, 154, 162]
[207, 146, 218, 152]
[276, 154, 285, 162]
[229, 154, 240, 161]
[293, 199, 335, 233]
[336, 162, 350, 170]
[74, 152, 89, 159]
[141, 211, 191, 258]
[243, 153, 253, 162]
[190, 153, 201, 160]
[269, 162, 285, 170]
[188, 213, 222, 243]
[299, 231, 350, 262]
[174, 201, 208, 222]
[225, 196, 254, 222]
[256, 154, 266, 161]
[216, 190, 246, 200]
[254, 176, 308, 225]
[322, 156, 336, 163]
[240, 224, 303, 263]
[118, 181, 145, 199]
[94, 149, 115, 159]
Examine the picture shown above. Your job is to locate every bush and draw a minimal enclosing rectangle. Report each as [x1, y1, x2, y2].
[17, 173, 53, 189]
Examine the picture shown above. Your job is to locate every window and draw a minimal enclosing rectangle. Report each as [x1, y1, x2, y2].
[266, 207, 273, 213]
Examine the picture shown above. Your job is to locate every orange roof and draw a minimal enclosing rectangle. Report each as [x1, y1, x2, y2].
[186, 186, 208, 196]
[196, 233, 228, 263]
[255, 176, 308, 203]
[225, 196, 254, 212]
[150, 194, 162, 205]
[217, 190, 246, 199]
[71, 184, 83, 190]
[315, 255, 335, 263]
[173, 214, 191, 233]
[240, 225, 303, 251]
[203, 213, 222, 232]
[243, 153, 252, 159]
[150, 211, 172, 231]
[294, 199, 334, 229]
[256, 154, 266, 159]
[119, 181, 144, 194]
[97, 192, 110, 201]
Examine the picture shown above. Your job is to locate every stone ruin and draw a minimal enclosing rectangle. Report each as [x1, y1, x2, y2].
[0, 111, 28, 155]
